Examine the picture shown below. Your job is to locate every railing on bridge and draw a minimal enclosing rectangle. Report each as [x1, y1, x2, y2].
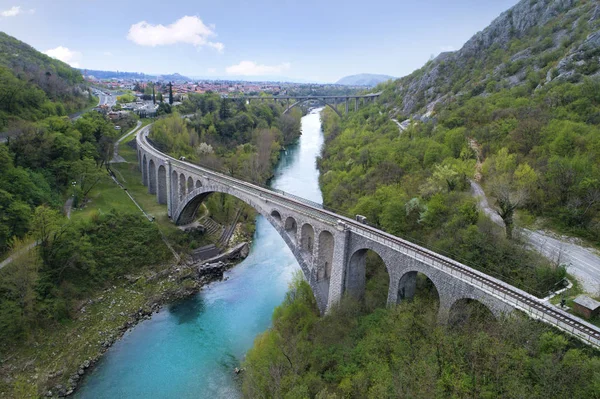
[138, 126, 600, 349]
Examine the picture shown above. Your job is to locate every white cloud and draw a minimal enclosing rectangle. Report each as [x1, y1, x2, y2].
[43, 46, 82, 68]
[226, 61, 291, 76]
[103, 51, 113, 56]
[1, 6, 21, 17]
[0, 6, 34, 17]
[207, 68, 217, 74]
[127, 15, 224, 51]
[440, 45, 455, 52]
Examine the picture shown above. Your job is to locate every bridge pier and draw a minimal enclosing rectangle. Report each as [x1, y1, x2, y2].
[355, 97, 359, 112]
[345, 98, 349, 114]
[166, 160, 173, 217]
[326, 223, 351, 311]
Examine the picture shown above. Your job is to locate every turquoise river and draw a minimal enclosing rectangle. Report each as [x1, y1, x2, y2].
[75, 108, 325, 398]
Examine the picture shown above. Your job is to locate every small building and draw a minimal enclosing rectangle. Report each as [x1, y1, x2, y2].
[572, 295, 600, 319]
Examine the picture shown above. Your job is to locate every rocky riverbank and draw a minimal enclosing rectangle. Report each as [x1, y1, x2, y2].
[2, 242, 250, 399]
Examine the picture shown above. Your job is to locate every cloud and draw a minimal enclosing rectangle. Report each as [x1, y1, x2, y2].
[127, 15, 224, 51]
[43, 46, 82, 68]
[103, 51, 113, 56]
[0, 6, 34, 17]
[207, 68, 217, 74]
[226, 61, 291, 76]
[1, 6, 21, 17]
[440, 45, 455, 52]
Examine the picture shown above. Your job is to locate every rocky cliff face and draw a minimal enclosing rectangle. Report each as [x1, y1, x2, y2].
[386, 0, 600, 119]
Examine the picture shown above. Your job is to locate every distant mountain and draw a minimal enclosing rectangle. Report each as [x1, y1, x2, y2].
[336, 74, 395, 86]
[82, 69, 190, 82]
[0, 32, 90, 128]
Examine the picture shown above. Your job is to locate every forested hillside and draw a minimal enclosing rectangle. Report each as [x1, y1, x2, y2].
[243, 274, 600, 398]
[375, 0, 600, 242]
[320, 0, 600, 262]
[0, 32, 93, 129]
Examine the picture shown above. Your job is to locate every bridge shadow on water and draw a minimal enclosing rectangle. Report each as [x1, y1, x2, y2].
[168, 296, 207, 326]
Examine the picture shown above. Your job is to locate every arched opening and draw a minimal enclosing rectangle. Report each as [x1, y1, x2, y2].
[148, 159, 157, 194]
[142, 155, 148, 186]
[157, 165, 167, 204]
[300, 223, 315, 256]
[187, 176, 194, 194]
[179, 173, 186, 201]
[171, 171, 178, 207]
[271, 210, 281, 223]
[195, 180, 202, 189]
[449, 298, 496, 329]
[345, 249, 390, 310]
[397, 270, 440, 314]
[284, 217, 297, 242]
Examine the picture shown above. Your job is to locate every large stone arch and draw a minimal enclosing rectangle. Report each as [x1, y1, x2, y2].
[284, 98, 342, 117]
[445, 291, 513, 322]
[157, 165, 167, 204]
[142, 155, 148, 186]
[345, 247, 391, 301]
[172, 184, 331, 314]
[148, 159, 157, 194]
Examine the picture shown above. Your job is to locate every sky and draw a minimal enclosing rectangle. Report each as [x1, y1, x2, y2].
[0, 0, 520, 83]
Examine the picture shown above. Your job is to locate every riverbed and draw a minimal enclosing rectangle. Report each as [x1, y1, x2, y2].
[75, 108, 325, 398]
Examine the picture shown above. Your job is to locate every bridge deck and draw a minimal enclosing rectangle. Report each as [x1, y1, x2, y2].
[227, 92, 382, 100]
[138, 125, 600, 349]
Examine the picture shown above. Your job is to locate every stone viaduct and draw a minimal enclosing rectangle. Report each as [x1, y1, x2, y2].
[226, 92, 382, 117]
[136, 124, 600, 349]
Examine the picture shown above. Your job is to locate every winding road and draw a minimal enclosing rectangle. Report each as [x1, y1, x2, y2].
[470, 180, 600, 293]
[111, 120, 143, 163]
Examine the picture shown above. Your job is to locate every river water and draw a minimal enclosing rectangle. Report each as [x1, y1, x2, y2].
[75, 108, 325, 398]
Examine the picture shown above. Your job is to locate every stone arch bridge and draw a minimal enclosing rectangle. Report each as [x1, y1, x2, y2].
[227, 92, 382, 117]
[136, 125, 600, 349]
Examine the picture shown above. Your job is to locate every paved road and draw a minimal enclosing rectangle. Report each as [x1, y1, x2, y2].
[0, 242, 38, 271]
[391, 118, 408, 133]
[111, 121, 143, 163]
[470, 180, 600, 293]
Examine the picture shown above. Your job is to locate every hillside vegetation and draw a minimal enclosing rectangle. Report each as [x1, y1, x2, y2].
[243, 274, 600, 399]
[375, 0, 600, 243]
[0, 32, 92, 129]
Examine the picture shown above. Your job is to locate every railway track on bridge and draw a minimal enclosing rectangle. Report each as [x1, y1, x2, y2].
[138, 124, 600, 349]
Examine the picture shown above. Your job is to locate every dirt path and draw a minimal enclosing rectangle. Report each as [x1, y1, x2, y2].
[391, 118, 408, 133]
[0, 242, 37, 271]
